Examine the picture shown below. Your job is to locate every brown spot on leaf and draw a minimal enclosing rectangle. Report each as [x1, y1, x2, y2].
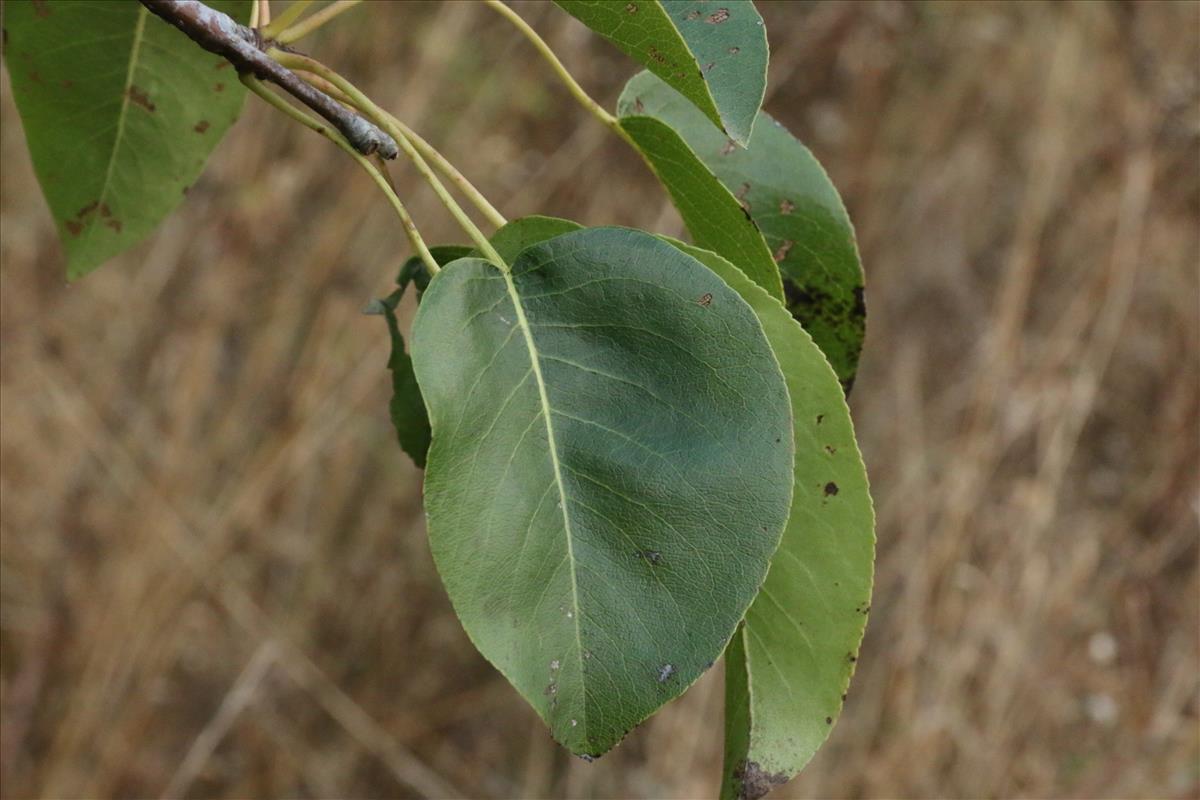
[65, 220, 82, 237]
[697, 292, 713, 307]
[735, 182, 752, 213]
[733, 760, 788, 800]
[104, 218, 122, 233]
[32, 0, 50, 18]
[194, 120, 210, 134]
[728, 46, 740, 54]
[704, 62, 716, 73]
[824, 445, 837, 455]
[824, 481, 839, 497]
[76, 201, 99, 219]
[647, 46, 667, 65]
[685, 9, 700, 20]
[826, 716, 833, 724]
[214, 82, 225, 92]
[625, 2, 638, 12]
[634, 97, 644, 113]
[126, 86, 155, 111]
[99, 204, 111, 218]
[706, 8, 730, 24]
[773, 240, 793, 263]
[779, 198, 795, 215]
[721, 139, 737, 155]
[61, 79, 74, 89]
[816, 414, 825, 424]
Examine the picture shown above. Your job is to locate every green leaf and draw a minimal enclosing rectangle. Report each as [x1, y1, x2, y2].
[381, 219, 587, 466]
[620, 71, 866, 390]
[665, 242, 873, 800]
[411, 227, 794, 757]
[617, 112, 783, 301]
[555, 0, 766, 144]
[378, 299, 431, 468]
[397, 245, 473, 298]
[4, 0, 251, 278]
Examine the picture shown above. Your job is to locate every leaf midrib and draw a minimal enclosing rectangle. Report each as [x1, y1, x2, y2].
[75, 4, 147, 265]
[501, 267, 589, 740]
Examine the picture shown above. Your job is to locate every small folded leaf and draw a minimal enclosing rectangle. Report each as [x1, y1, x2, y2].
[555, 0, 766, 144]
[617, 111, 783, 301]
[411, 227, 794, 757]
[5, 0, 251, 278]
[620, 71, 866, 390]
[664, 242, 873, 800]
[380, 299, 431, 468]
[397, 245, 473, 297]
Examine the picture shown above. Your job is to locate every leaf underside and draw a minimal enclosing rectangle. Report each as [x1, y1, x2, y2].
[620, 71, 866, 390]
[665, 242, 873, 800]
[411, 226, 794, 757]
[555, 0, 767, 144]
[5, 0, 250, 278]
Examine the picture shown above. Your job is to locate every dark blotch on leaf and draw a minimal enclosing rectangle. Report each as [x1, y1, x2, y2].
[626, 2, 638, 12]
[32, 0, 50, 18]
[194, 120, 210, 134]
[779, 198, 795, 215]
[126, 86, 155, 112]
[728, 46, 740, 54]
[816, 414, 825, 424]
[706, 8, 731, 24]
[698, 292, 713, 307]
[214, 82, 225, 92]
[65, 220, 82, 237]
[773, 240, 794, 263]
[733, 760, 789, 800]
[824, 482, 839, 497]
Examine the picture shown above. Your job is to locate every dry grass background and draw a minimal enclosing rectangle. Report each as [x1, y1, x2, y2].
[1, 1, 1198, 798]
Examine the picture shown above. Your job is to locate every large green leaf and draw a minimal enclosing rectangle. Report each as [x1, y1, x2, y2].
[555, 0, 766, 145]
[411, 227, 794, 757]
[4, 0, 250, 278]
[620, 71, 866, 390]
[666, 242, 873, 800]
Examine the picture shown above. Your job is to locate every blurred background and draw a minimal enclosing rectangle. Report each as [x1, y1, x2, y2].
[2, 1, 1198, 798]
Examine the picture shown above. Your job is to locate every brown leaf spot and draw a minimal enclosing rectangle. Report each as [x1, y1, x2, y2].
[685, 9, 700, 20]
[697, 292, 713, 307]
[721, 139, 737, 155]
[728, 46, 740, 54]
[703, 61, 716, 73]
[60, 79, 74, 89]
[65, 220, 82, 237]
[825, 716, 833, 724]
[126, 86, 155, 112]
[706, 8, 730, 24]
[824, 481, 839, 497]
[76, 201, 99, 219]
[32, 0, 50, 18]
[824, 445, 837, 455]
[733, 760, 788, 800]
[735, 182, 752, 213]
[194, 120, 210, 134]
[773, 240, 793, 263]
[779, 198, 795, 215]
[625, 2, 638, 12]
[647, 46, 667, 65]
[816, 414, 825, 424]
[104, 218, 122, 233]
[214, 82, 225, 92]
[99, 204, 112, 218]
[215, 60, 231, 70]
[634, 97, 645, 113]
